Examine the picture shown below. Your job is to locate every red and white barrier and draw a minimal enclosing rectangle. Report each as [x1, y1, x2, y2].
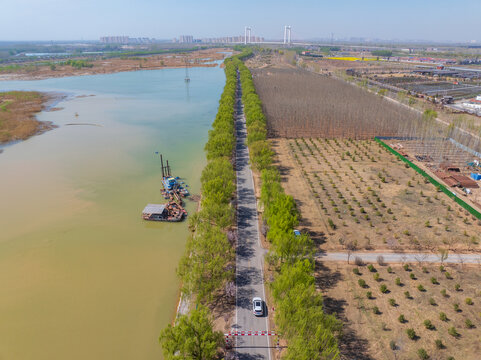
[225, 330, 280, 337]
[224, 330, 282, 350]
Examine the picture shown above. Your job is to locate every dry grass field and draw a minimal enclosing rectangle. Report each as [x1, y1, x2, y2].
[251, 67, 421, 138]
[0, 91, 54, 144]
[318, 261, 481, 360]
[272, 137, 481, 252]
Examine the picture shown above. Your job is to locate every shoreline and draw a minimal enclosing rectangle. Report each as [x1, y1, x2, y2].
[0, 91, 63, 147]
[0, 54, 230, 149]
[0, 48, 229, 82]
[0, 63, 220, 82]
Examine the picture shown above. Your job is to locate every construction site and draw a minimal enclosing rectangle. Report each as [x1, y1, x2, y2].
[384, 138, 481, 209]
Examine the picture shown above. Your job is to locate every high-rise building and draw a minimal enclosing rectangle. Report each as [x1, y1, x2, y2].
[199, 35, 264, 44]
[100, 36, 130, 44]
[179, 35, 194, 43]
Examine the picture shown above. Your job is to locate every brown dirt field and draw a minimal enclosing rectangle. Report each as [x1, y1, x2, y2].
[0, 91, 55, 144]
[0, 48, 228, 81]
[317, 261, 481, 360]
[273, 138, 481, 253]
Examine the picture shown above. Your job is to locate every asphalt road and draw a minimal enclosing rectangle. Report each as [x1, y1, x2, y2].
[317, 252, 481, 264]
[233, 73, 271, 360]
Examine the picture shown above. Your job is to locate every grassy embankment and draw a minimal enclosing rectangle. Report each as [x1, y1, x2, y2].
[238, 52, 342, 359]
[0, 91, 53, 144]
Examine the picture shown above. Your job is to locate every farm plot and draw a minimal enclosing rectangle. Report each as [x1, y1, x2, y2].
[251, 67, 421, 139]
[318, 261, 481, 360]
[273, 137, 481, 252]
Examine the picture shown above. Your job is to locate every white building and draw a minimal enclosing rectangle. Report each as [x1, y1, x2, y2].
[462, 96, 481, 111]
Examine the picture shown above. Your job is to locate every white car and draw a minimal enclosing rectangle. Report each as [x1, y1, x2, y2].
[252, 297, 264, 316]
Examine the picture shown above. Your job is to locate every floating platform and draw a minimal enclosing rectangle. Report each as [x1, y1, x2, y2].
[142, 202, 186, 222]
[141, 154, 190, 223]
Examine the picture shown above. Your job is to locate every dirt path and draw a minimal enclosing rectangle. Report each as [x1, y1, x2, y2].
[318, 251, 481, 264]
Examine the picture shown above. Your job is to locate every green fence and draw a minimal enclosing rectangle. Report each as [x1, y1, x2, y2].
[374, 137, 481, 220]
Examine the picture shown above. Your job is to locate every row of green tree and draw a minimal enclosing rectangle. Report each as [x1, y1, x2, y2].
[61, 59, 94, 69]
[105, 46, 210, 59]
[177, 55, 240, 304]
[371, 50, 393, 58]
[159, 52, 248, 359]
[237, 54, 342, 359]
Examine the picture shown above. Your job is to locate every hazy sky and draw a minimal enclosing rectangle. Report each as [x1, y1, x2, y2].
[1, 0, 480, 42]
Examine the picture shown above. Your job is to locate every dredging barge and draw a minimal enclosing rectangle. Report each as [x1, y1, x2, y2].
[159, 154, 190, 204]
[141, 154, 189, 222]
[142, 202, 185, 222]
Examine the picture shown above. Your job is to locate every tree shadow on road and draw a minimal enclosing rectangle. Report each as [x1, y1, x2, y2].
[232, 352, 266, 360]
[236, 267, 263, 289]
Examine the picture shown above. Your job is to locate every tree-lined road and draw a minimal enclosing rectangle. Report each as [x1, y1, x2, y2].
[233, 73, 271, 360]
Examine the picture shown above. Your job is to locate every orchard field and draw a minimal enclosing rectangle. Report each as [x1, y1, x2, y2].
[272, 137, 480, 252]
[318, 261, 481, 360]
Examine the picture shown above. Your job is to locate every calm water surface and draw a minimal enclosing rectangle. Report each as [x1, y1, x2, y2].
[0, 66, 225, 359]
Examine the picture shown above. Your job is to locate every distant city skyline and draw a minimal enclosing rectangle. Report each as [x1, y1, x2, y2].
[1, 0, 480, 43]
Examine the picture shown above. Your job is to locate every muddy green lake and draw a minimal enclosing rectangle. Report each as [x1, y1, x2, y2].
[0, 65, 225, 359]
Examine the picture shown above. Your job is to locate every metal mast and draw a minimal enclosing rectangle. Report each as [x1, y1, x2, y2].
[184, 58, 190, 83]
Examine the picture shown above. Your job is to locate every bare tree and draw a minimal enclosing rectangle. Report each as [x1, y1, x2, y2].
[414, 253, 428, 267]
[387, 238, 400, 252]
[345, 240, 357, 265]
[227, 230, 237, 245]
[377, 255, 386, 266]
[457, 254, 465, 271]
[225, 281, 236, 298]
[439, 249, 449, 265]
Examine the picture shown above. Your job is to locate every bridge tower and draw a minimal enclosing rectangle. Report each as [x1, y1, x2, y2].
[244, 27, 252, 44]
[283, 26, 291, 45]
